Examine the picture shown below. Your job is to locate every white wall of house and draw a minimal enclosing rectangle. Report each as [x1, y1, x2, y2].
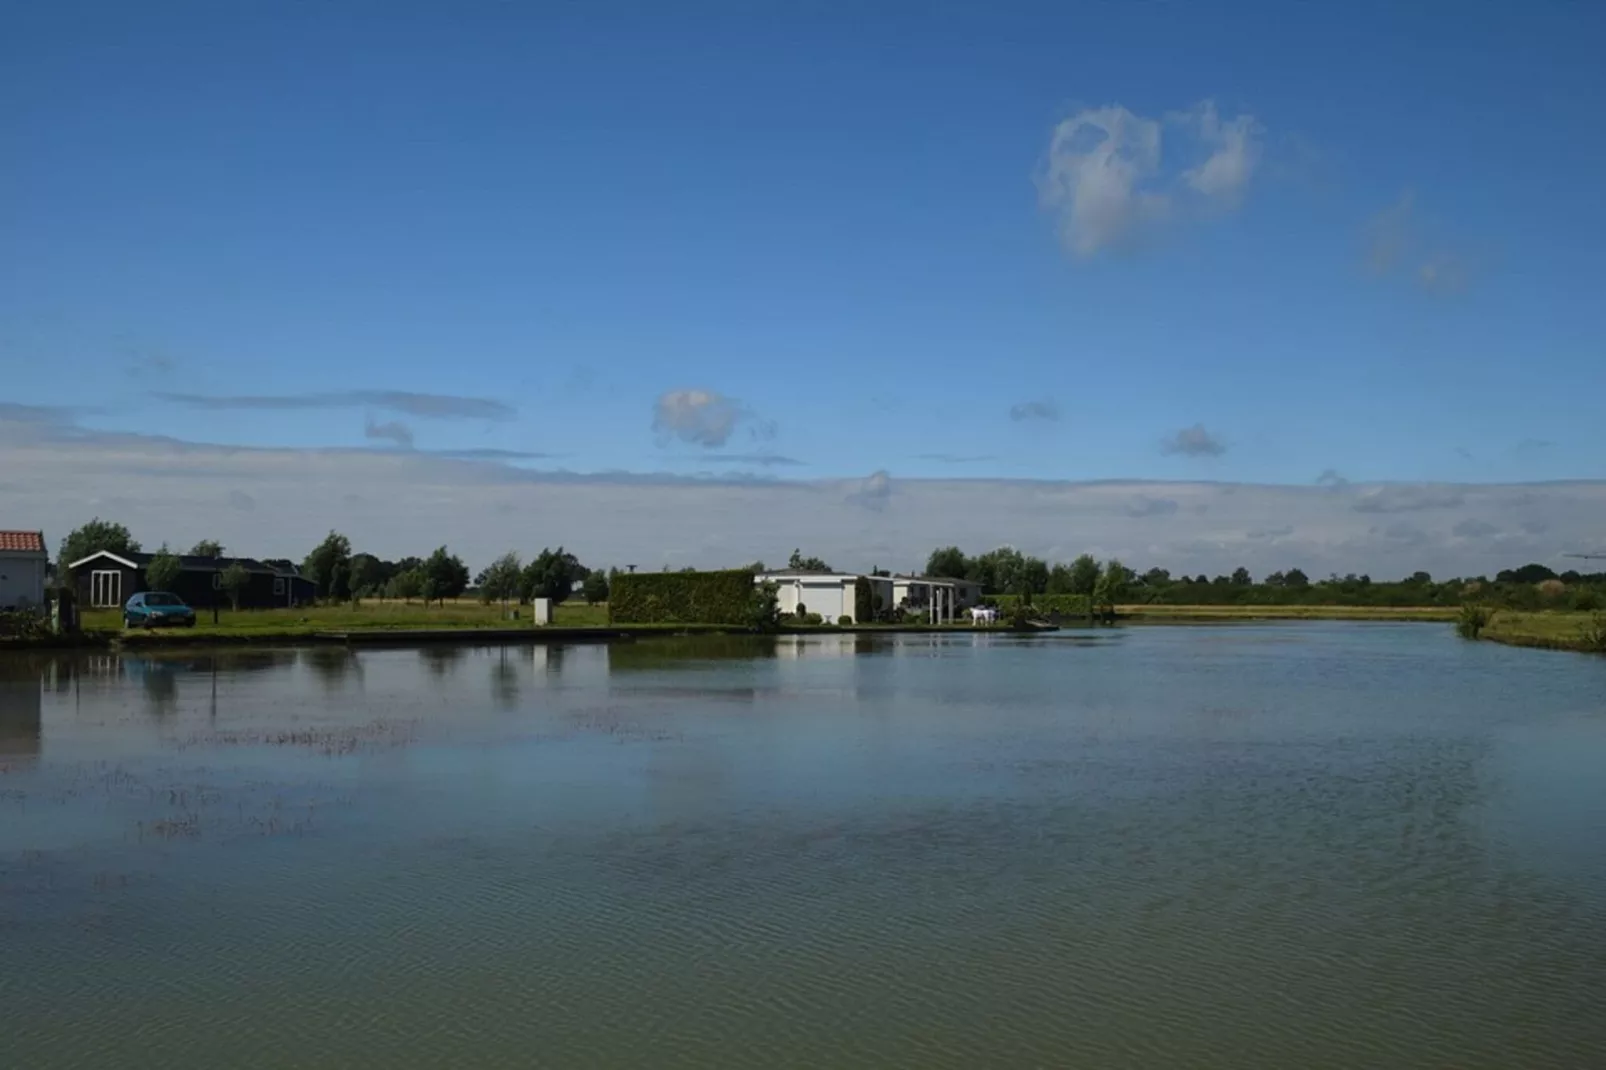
[757, 573, 893, 623]
[0, 553, 47, 610]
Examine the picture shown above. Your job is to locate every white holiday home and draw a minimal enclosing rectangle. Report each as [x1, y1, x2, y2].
[753, 570, 894, 624]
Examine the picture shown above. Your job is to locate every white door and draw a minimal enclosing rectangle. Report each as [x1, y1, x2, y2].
[91, 570, 122, 608]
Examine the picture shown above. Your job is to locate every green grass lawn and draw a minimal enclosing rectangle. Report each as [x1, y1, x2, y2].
[1479, 610, 1606, 653]
[80, 598, 611, 637]
[1117, 604, 1458, 622]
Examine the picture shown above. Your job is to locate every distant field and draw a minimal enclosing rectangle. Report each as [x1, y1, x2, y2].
[1479, 610, 1606, 653]
[80, 598, 610, 636]
[1117, 604, 1458, 622]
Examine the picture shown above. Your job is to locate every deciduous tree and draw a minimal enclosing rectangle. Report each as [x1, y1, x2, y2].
[481, 552, 523, 607]
[520, 547, 584, 604]
[788, 549, 831, 571]
[1068, 554, 1100, 596]
[146, 546, 182, 593]
[924, 546, 969, 580]
[219, 562, 249, 610]
[423, 547, 469, 604]
[302, 531, 353, 601]
[58, 518, 140, 569]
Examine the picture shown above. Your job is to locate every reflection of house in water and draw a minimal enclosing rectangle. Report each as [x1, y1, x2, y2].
[775, 635, 874, 660]
[0, 658, 43, 761]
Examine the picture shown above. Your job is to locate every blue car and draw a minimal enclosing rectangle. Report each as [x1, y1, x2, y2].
[125, 591, 196, 629]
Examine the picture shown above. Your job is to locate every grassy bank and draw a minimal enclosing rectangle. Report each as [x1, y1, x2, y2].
[1476, 610, 1606, 654]
[76, 599, 610, 639]
[1115, 604, 1458, 622]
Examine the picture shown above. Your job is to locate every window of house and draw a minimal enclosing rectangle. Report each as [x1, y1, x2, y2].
[273, 578, 286, 595]
[212, 572, 223, 589]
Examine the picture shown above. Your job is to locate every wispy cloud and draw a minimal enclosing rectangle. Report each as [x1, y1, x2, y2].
[1125, 495, 1180, 518]
[1038, 100, 1262, 256]
[1009, 400, 1061, 423]
[916, 453, 997, 464]
[1452, 518, 1501, 538]
[1161, 424, 1227, 457]
[1315, 469, 1350, 488]
[155, 390, 515, 420]
[1352, 485, 1465, 514]
[1375, 522, 1430, 545]
[3, 411, 1604, 577]
[363, 418, 415, 449]
[664, 453, 804, 468]
[1364, 190, 1473, 294]
[0, 402, 80, 426]
[429, 447, 553, 461]
[125, 351, 176, 379]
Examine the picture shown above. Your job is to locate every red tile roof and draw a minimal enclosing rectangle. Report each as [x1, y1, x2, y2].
[0, 531, 46, 553]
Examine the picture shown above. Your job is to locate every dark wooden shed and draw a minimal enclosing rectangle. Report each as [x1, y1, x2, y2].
[69, 551, 315, 610]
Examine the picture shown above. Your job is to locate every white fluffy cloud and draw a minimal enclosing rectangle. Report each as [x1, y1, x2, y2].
[652, 389, 748, 447]
[1038, 100, 1262, 255]
[3, 415, 1602, 578]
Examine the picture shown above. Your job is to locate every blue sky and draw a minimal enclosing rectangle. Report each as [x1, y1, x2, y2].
[3, 3, 1604, 571]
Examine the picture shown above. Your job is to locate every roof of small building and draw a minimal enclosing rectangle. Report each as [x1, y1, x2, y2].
[757, 568, 858, 578]
[0, 531, 46, 554]
[891, 573, 980, 586]
[68, 549, 281, 574]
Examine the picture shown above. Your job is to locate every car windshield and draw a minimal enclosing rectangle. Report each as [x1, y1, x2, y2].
[143, 593, 182, 607]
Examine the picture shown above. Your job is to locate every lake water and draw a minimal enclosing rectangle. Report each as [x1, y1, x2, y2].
[3, 625, 1606, 1068]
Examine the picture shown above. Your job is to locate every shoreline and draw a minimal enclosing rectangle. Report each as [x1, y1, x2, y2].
[5, 605, 1599, 656]
[0, 621, 1050, 653]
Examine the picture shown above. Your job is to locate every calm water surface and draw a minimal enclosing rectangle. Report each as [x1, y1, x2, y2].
[3, 625, 1606, 1068]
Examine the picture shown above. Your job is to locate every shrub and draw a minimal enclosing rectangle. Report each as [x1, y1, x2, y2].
[0, 609, 50, 640]
[991, 593, 1091, 617]
[854, 577, 874, 622]
[1571, 587, 1603, 612]
[747, 581, 781, 632]
[1456, 603, 1491, 639]
[837, 615, 853, 626]
[609, 570, 763, 626]
[1583, 613, 1606, 654]
[1537, 579, 1568, 602]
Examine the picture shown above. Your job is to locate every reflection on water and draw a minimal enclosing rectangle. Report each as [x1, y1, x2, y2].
[3, 627, 1606, 1070]
[418, 645, 465, 679]
[303, 646, 362, 690]
[0, 656, 42, 762]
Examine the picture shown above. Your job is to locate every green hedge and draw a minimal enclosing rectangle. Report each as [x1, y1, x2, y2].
[609, 570, 761, 625]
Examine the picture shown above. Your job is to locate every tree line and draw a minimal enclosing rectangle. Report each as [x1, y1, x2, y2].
[52, 519, 612, 608]
[48, 518, 1606, 614]
[923, 545, 1606, 612]
[300, 533, 610, 606]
